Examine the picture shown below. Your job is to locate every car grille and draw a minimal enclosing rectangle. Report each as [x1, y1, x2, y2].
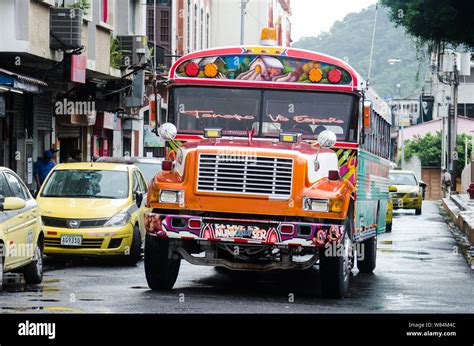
[197, 154, 293, 197]
[44, 237, 104, 249]
[42, 216, 108, 228]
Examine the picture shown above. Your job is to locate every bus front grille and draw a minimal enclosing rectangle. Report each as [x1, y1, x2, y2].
[197, 154, 293, 198]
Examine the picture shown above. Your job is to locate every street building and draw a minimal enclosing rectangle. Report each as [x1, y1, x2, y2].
[0, 0, 148, 190]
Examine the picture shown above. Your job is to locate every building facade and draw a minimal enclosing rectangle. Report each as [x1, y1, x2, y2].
[0, 0, 147, 189]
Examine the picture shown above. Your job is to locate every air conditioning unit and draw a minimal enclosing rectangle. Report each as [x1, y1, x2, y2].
[50, 8, 83, 50]
[117, 35, 148, 67]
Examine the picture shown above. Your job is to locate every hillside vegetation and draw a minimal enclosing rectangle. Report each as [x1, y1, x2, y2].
[292, 5, 428, 98]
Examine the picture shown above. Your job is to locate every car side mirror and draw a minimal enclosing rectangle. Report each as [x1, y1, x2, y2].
[419, 181, 427, 189]
[135, 192, 143, 207]
[3, 197, 26, 211]
[389, 186, 397, 192]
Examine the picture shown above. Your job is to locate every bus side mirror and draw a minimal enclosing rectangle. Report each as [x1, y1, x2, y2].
[363, 100, 372, 131]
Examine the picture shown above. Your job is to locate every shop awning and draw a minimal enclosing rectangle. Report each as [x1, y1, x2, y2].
[0, 68, 48, 93]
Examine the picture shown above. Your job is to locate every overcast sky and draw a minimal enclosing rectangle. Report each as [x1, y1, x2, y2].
[291, 0, 378, 42]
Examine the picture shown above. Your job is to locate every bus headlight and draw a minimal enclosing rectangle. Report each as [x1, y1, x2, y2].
[408, 192, 418, 198]
[159, 190, 185, 206]
[303, 197, 344, 213]
[303, 197, 329, 212]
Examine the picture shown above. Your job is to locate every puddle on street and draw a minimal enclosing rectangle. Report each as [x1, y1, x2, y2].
[29, 299, 60, 302]
[378, 249, 430, 256]
[1, 306, 82, 313]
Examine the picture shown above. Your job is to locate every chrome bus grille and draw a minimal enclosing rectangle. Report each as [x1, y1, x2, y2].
[197, 154, 293, 198]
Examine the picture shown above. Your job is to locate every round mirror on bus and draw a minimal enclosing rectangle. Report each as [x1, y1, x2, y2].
[158, 123, 178, 141]
[317, 130, 337, 148]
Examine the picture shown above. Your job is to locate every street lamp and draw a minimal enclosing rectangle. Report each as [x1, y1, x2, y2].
[388, 58, 402, 65]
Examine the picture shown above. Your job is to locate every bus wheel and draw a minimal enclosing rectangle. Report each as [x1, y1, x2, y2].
[319, 205, 354, 298]
[144, 235, 181, 290]
[357, 235, 377, 273]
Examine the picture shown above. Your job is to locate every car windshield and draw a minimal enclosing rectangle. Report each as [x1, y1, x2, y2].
[135, 163, 161, 184]
[389, 173, 417, 186]
[171, 87, 357, 141]
[41, 170, 129, 199]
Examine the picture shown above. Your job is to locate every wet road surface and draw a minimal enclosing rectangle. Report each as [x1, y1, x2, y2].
[1, 201, 472, 313]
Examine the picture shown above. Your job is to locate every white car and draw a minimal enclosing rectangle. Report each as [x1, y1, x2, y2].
[0, 167, 43, 289]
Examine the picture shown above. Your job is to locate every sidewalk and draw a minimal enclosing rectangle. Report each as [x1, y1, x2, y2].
[441, 194, 474, 269]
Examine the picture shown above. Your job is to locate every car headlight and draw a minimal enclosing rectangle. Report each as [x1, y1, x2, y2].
[159, 190, 185, 206]
[104, 211, 131, 227]
[408, 192, 419, 198]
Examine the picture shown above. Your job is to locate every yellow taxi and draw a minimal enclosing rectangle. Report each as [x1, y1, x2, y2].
[37, 162, 149, 264]
[389, 170, 424, 215]
[385, 186, 397, 232]
[0, 167, 43, 288]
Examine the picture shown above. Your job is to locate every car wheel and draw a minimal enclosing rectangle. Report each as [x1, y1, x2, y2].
[144, 235, 181, 290]
[386, 222, 392, 232]
[357, 235, 377, 273]
[23, 241, 44, 285]
[123, 225, 142, 266]
[415, 208, 422, 215]
[0, 243, 4, 291]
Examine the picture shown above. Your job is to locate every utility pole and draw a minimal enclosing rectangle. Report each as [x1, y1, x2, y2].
[240, 0, 249, 45]
[449, 53, 459, 192]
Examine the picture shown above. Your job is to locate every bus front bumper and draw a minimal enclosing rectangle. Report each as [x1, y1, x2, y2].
[144, 212, 345, 248]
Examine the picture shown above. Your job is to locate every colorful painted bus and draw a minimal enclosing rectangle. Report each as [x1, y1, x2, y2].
[144, 32, 391, 298]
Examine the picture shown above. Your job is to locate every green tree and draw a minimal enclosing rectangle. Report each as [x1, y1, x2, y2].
[380, 0, 474, 48]
[403, 132, 472, 177]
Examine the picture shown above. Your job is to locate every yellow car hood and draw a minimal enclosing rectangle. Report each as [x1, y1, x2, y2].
[392, 185, 419, 194]
[38, 198, 131, 219]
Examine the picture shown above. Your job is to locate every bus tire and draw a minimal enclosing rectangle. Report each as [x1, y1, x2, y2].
[144, 235, 180, 290]
[415, 208, 422, 215]
[357, 235, 377, 273]
[319, 204, 354, 298]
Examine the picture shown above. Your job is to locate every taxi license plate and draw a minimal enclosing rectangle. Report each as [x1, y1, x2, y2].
[60, 235, 82, 246]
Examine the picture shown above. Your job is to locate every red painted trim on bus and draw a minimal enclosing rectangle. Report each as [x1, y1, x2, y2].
[169, 78, 357, 92]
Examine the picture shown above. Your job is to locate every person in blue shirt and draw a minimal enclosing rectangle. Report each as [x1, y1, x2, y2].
[34, 149, 57, 187]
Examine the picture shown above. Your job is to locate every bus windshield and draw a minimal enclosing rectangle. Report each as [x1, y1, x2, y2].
[171, 87, 358, 141]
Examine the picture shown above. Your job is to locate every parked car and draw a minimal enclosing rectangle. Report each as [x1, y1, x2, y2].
[37, 162, 149, 264]
[96, 156, 163, 184]
[389, 170, 425, 215]
[0, 167, 43, 289]
[386, 186, 397, 232]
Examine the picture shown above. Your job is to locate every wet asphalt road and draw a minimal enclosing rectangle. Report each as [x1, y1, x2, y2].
[0, 201, 472, 313]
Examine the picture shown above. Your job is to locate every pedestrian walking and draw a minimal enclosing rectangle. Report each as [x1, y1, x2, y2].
[442, 169, 452, 197]
[34, 149, 56, 188]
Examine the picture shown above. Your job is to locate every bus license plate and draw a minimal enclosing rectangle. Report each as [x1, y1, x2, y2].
[60, 235, 82, 246]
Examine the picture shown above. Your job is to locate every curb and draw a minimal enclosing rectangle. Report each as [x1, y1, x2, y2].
[440, 198, 474, 269]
